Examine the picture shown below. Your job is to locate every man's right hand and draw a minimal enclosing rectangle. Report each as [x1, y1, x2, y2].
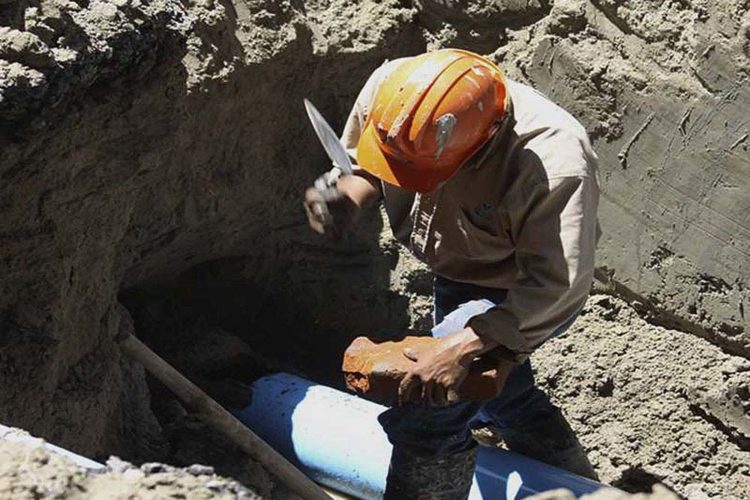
[303, 172, 381, 239]
[303, 183, 357, 239]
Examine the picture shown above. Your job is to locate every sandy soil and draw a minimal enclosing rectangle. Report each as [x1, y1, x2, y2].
[533, 294, 750, 498]
[0, 436, 262, 499]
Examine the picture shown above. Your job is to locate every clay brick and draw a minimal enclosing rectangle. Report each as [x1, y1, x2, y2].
[342, 336, 513, 405]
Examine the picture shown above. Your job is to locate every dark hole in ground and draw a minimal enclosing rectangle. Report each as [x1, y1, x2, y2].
[119, 210, 418, 394]
[596, 376, 615, 397]
[116, 219, 428, 493]
[611, 466, 673, 494]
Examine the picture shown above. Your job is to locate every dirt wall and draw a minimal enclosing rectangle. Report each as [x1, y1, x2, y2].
[514, 1, 750, 358]
[0, 0, 424, 457]
[533, 295, 750, 498]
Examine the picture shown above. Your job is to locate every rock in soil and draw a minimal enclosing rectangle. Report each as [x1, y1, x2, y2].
[0, 436, 264, 499]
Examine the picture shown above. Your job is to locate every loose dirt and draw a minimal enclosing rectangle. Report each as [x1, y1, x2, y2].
[0, 436, 263, 499]
[534, 294, 750, 498]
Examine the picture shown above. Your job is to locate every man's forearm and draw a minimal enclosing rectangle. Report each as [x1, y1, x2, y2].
[442, 326, 501, 366]
[337, 173, 381, 208]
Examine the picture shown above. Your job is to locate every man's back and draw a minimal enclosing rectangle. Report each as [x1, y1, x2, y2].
[341, 56, 600, 352]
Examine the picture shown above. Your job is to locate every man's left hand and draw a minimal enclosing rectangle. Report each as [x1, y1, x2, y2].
[398, 332, 476, 407]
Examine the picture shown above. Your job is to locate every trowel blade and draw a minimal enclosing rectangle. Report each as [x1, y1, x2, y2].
[304, 99, 354, 175]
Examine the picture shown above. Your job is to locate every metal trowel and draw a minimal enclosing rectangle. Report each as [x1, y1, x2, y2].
[304, 98, 353, 189]
[304, 99, 354, 232]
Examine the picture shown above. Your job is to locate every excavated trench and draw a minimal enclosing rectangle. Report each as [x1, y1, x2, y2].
[119, 224, 406, 392]
[115, 215, 435, 498]
[116, 237, 750, 498]
[122, 250, 750, 491]
[2, 0, 750, 498]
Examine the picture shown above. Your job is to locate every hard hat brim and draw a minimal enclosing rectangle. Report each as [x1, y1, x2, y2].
[357, 121, 442, 193]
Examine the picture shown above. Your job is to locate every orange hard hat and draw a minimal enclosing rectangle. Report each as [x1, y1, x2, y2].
[357, 49, 509, 193]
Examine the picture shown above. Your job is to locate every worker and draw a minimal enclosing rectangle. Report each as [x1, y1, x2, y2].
[304, 49, 600, 499]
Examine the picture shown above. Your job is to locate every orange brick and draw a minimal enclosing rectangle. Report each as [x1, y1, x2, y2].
[342, 336, 512, 405]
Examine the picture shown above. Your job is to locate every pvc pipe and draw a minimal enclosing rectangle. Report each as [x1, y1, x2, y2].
[234, 373, 607, 500]
[0, 424, 105, 471]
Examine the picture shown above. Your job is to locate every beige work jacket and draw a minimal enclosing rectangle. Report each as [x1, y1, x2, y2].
[341, 58, 600, 355]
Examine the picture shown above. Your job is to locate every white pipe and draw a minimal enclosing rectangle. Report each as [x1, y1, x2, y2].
[234, 373, 608, 499]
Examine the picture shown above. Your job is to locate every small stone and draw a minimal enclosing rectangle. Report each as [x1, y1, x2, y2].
[24, 7, 39, 22]
[186, 464, 214, 476]
[122, 468, 145, 481]
[206, 480, 224, 491]
[106, 456, 133, 474]
[154, 474, 174, 486]
[141, 462, 169, 474]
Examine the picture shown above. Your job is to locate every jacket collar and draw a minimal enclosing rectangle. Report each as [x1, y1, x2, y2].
[465, 93, 516, 171]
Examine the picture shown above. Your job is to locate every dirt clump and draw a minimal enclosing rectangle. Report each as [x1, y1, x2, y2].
[0, 433, 263, 499]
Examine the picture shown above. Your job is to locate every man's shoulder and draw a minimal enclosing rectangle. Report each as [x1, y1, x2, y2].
[507, 79, 588, 135]
[355, 57, 413, 116]
[506, 79, 597, 181]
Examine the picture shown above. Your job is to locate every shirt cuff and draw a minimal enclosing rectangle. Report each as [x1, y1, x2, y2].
[466, 306, 533, 356]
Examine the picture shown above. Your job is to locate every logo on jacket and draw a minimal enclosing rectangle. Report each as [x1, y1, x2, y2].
[473, 201, 494, 221]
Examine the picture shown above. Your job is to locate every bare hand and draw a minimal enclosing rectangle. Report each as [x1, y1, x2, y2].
[303, 184, 357, 239]
[398, 336, 473, 407]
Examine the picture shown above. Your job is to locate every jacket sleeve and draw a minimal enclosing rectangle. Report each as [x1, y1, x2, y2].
[337, 61, 406, 193]
[341, 59, 406, 162]
[340, 87, 368, 160]
[466, 175, 599, 355]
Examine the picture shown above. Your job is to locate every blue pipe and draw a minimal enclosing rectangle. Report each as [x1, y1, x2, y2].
[234, 373, 607, 499]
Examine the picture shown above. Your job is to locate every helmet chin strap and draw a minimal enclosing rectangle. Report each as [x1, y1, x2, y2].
[465, 114, 513, 172]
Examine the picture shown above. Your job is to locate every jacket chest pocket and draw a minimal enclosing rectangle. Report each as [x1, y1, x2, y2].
[433, 202, 511, 260]
[462, 202, 503, 237]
